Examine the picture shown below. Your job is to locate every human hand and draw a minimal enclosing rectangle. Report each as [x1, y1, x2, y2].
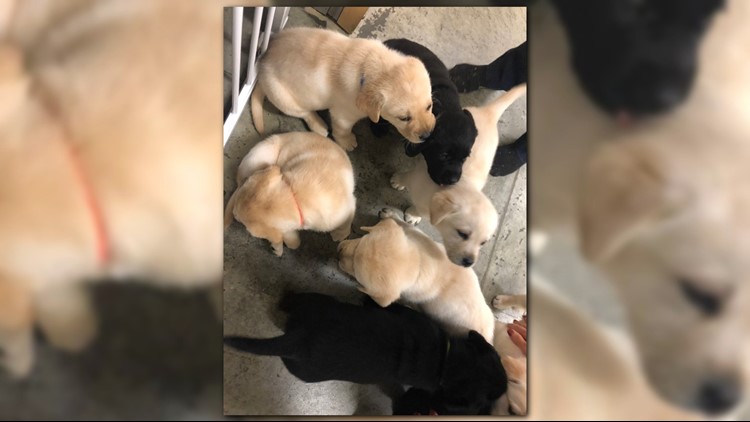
[507, 315, 527, 356]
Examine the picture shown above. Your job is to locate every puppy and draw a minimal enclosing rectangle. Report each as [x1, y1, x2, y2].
[391, 84, 527, 267]
[225, 131, 356, 256]
[551, 0, 724, 116]
[578, 109, 750, 415]
[337, 209, 495, 342]
[370, 38, 477, 186]
[251, 27, 435, 151]
[0, 1, 221, 377]
[224, 292, 507, 414]
[524, 277, 705, 420]
[532, 0, 750, 413]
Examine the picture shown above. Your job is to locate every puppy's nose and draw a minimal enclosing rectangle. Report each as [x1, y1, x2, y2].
[461, 257, 474, 267]
[443, 173, 460, 185]
[697, 376, 742, 414]
[419, 131, 431, 141]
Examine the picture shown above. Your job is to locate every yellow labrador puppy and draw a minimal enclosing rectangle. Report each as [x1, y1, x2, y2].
[391, 84, 527, 267]
[251, 27, 435, 151]
[0, 1, 221, 377]
[337, 208, 495, 342]
[225, 131, 356, 257]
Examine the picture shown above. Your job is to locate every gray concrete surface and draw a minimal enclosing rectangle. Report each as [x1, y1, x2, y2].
[223, 7, 527, 416]
[0, 284, 222, 420]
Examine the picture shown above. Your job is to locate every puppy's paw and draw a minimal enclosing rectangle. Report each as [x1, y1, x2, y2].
[330, 226, 351, 242]
[44, 308, 98, 353]
[390, 174, 406, 191]
[378, 207, 401, 221]
[283, 232, 301, 249]
[37, 287, 98, 353]
[492, 294, 526, 313]
[272, 243, 284, 257]
[404, 210, 421, 225]
[336, 134, 358, 152]
[1, 330, 34, 379]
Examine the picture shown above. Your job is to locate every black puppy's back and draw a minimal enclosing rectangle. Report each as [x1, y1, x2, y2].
[225, 292, 447, 388]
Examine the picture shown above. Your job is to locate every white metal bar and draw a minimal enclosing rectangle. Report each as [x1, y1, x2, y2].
[280, 7, 290, 30]
[231, 7, 243, 114]
[261, 7, 276, 54]
[223, 79, 256, 146]
[245, 7, 264, 86]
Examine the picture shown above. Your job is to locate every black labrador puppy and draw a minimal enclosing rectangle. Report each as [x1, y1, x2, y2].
[392, 386, 500, 416]
[225, 292, 506, 414]
[551, 0, 724, 117]
[371, 38, 477, 187]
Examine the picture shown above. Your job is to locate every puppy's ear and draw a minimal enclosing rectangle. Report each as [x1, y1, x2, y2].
[430, 189, 459, 225]
[579, 142, 692, 262]
[356, 82, 385, 123]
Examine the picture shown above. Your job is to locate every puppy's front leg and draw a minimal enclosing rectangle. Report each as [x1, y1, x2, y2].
[283, 231, 301, 249]
[404, 206, 422, 225]
[35, 283, 97, 353]
[330, 111, 358, 152]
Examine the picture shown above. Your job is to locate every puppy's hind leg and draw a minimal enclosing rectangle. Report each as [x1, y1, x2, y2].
[264, 85, 329, 137]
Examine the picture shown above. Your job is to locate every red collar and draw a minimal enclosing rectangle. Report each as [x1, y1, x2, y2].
[39, 85, 110, 266]
[290, 189, 304, 228]
[64, 142, 110, 265]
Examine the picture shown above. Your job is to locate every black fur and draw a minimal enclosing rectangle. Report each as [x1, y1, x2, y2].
[225, 292, 506, 414]
[551, 0, 724, 116]
[372, 38, 477, 186]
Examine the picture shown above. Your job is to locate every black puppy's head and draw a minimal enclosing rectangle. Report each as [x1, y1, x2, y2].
[552, 0, 724, 117]
[440, 330, 507, 414]
[405, 110, 477, 186]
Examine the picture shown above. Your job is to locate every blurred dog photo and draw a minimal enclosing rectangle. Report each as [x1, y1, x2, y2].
[222, 6, 527, 416]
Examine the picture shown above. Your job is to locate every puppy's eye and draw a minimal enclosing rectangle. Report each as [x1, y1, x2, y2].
[399, 115, 411, 122]
[480, 240, 487, 246]
[440, 152, 450, 160]
[457, 230, 469, 240]
[679, 278, 725, 316]
[426, 103, 432, 111]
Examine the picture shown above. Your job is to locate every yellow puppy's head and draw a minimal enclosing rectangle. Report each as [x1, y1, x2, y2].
[430, 187, 499, 268]
[357, 56, 435, 144]
[580, 122, 750, 415]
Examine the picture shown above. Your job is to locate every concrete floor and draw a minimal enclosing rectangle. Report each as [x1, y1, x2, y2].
[0, 284, 222, 420]
[223, 7, 527, 416]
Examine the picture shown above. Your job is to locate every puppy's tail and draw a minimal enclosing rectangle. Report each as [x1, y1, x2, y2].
[487, 83, 527, 123]
[250, 83, 266, 135]
[224, 188, 239, 230]
[224, 334, 300, 359]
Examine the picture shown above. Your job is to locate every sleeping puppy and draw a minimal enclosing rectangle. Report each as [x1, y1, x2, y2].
[224, 132, 356, 256]
[224, 292, 507, 414]
[337, 208, 495, 342]
[0, 1, 221, 378]
[391, 84, 527, 267]
[370, 38, 477, 186]
[550, 0, 724, 117]
[251, 27, 435, 152]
